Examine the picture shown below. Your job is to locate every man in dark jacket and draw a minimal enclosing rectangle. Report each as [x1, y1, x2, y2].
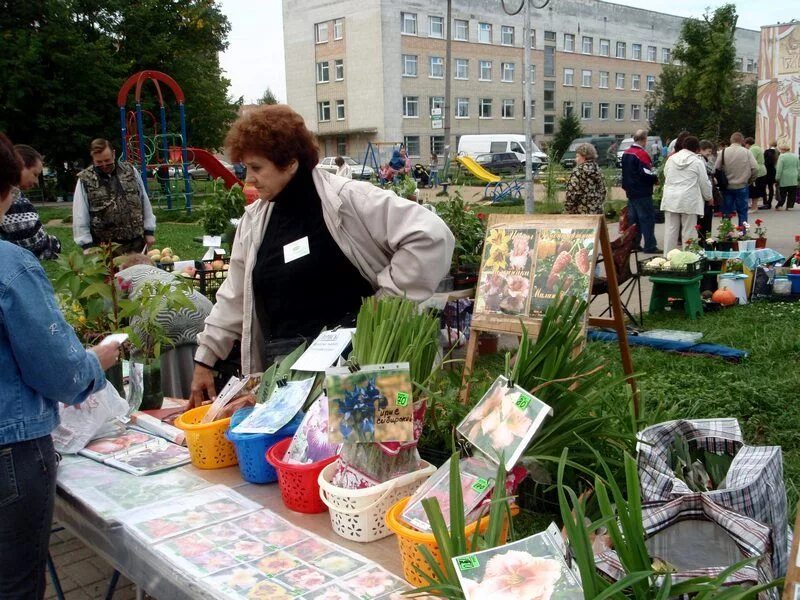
[621, 129, 661, 253]
[762, 141, 778, 209]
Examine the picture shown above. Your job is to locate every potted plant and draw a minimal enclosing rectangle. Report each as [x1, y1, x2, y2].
[434, 193, 486, 289]
[754, 219, 767, 248]
[200, 178, 246, 249]
[389, 175, 419, 202]
[713, 215, 737, 251]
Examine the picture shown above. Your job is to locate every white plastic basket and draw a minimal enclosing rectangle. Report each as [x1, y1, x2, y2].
[318, 460, 436, 543]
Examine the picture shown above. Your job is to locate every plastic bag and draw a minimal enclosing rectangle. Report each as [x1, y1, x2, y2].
[51, 382, 130, 454]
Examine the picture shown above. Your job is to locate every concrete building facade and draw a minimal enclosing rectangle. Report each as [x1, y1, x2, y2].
[283, 0, 759, 162]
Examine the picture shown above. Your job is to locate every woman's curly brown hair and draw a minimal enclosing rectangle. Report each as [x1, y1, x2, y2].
[0, 133, 22, 199]
[225, 104, 319, 171]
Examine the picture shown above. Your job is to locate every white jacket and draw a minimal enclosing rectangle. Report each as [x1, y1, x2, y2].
[195, 169, 454, 374]
[660, 150, 712, 216]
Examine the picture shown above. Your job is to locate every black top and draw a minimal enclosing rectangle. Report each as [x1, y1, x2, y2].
[764, 148, 778, 177]
[252, 169, 374, 341]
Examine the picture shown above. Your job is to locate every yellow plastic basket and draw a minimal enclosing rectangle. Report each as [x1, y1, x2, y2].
[174, 405, 238, 469]
[385, 496, 516, 587]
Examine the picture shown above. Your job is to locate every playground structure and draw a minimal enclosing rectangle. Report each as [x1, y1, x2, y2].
[117, 70, 247, 212]
[456, 155, 524, 203]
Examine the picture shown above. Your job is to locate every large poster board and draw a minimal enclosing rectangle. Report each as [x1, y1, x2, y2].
[756, 24, 800, 152]
[472, 213, 601, 336]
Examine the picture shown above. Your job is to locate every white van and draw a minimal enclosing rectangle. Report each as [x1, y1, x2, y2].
[457, 134, 548, 167]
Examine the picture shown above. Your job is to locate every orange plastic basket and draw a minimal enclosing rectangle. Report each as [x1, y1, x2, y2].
[265, 438, 339, 514]
[174, 405, 238, 469]
[385, 496, 516, 587]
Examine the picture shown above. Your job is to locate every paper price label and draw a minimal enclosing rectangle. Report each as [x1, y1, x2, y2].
[396, 391, 410, 407]
[515, 395, 532, 410]
[456, 556, 480, 571]
[471, 478, 490, 493]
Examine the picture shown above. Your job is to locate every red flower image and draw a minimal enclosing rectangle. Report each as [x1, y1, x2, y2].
[755, 219, 763, 226]
[694, 224, 702, 231]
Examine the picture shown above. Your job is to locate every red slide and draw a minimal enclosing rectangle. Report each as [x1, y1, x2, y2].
[186, 147, 241, 188]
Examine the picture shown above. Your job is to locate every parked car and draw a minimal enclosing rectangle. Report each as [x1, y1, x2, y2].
[475, 152, 523, 175]
[615, 136, 663, 167]
[458, 134, 547, 166]
[317, 156, 374, 179]
[560, 136, 617, 169]
[188, 160, 235, 180]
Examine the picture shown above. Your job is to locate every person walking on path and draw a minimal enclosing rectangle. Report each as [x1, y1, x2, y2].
[72, 138, 156, 256]
[621, 129, 661, 253]
[715, 132, 757, 225]
[661, 136, 712, 255]
[564, 143, 606, 214]
[334, 156, 352, 179]
[775, 140, 799, 210]
[763, 141, 778, 209]
[744, 137, 767, 212]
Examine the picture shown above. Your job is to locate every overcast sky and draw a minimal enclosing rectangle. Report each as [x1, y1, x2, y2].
[217, 0, 796, 104]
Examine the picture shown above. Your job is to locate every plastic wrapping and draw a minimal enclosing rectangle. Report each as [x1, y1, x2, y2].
[52, 383, 130, 454]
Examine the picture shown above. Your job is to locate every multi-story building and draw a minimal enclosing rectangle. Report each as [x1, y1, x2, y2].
[283, 0, 759, 161]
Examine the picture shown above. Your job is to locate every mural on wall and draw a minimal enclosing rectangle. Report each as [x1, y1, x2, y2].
[756, 24, 800, 151]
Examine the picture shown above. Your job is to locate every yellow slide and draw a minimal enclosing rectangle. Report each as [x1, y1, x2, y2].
[457, 156, 501, 183]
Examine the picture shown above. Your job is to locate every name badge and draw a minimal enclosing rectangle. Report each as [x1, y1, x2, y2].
[283, 236, 310, 263]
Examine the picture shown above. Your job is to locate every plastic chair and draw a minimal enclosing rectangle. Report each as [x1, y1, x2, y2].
[591, 224, 644, 326]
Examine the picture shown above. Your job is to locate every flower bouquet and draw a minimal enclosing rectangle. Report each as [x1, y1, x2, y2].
[714, 215, 737, 250]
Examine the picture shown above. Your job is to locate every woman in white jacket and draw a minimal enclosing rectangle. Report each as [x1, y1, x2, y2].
[661, 136, 712, 255]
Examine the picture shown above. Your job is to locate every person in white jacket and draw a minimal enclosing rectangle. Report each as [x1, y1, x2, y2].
[661, 136, 712, 255]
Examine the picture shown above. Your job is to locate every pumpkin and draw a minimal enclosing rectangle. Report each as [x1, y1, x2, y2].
[712, 287, 737, 306]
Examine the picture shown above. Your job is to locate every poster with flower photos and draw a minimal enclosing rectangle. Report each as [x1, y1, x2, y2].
[456, 375, 552, 471]
[453, 525, 583, 600]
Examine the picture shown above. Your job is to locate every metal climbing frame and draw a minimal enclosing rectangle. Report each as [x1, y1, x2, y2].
[486, 179, 525, 203]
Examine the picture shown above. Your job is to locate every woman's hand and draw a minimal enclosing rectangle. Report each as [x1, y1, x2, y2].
[88, 342, 121, 371]
[190, 364, 216, 408]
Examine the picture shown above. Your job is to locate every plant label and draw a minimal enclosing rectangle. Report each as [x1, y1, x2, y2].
[471, 478, 490, 493]
[457, 556, 480, 571]
[283, 236, 310, 263]
[396, 391, 409, 407]
[515, 395, 532, 410]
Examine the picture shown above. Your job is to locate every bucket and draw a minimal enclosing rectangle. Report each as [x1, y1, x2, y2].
[174, 405, 237, 469]
[265, 438, 338, 514]
[385, 497, 517, 586]
[318, 461, 436, 543]
[717, 274, 748, 305]
[225, 408, 304, 484]
[738, 239, 756, 252]
[788, 273, 800, 295]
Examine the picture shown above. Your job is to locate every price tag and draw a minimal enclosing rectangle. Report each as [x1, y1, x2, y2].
[515, 395, 532, 410]
[283, 236, 310, 263]
[471, 478, 490, 493]
[456, 556, 480, 571]
[396, 391, 410, 407]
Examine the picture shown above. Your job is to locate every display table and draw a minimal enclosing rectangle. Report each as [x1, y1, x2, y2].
[704, 248, 785, 270]
[55, 459, 404, 599]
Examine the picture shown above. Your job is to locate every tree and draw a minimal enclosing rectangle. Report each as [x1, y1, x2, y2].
[258, 87, 279, 105]
[647, 4, 753, 141]
[550, 114, 584, 161]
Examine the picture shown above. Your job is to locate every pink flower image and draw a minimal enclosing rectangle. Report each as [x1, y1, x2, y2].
[290, 537, 334, 561]
[139, 518, 182, 540]
[344, 568, 397, 596]
[281, 566, 329, 590]
[487, 397, 534, 447]
[254, 551, 299, 575]
[476, 551, 561, 599]
[205, 500, 243, 515]
[262, 527, 305, 546]
[202, 522, 244, 543]
[306, 585, 359, 600]
[165, 533, 214, 558]
[465, 386, 504, 440]
[234, 511, 281, 533]
[498, 275, 530, 314]
[194, 550, 238, 574]
[509, 235, 532, 269]
[225, 539, 270, 561]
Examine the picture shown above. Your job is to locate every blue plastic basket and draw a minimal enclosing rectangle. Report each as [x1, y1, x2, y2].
[225, 407, 304, 484]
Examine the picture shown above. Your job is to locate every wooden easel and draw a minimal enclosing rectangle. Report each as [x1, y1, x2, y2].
[782, 502, 800, 599]
[461, 214, 638, 416]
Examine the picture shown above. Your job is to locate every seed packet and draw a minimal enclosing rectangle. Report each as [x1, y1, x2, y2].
[232, 377, 315, 434]
[284, 396, 341, 464]
[457, 375, 552, 471]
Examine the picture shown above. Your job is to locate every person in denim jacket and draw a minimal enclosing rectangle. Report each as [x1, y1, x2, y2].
[0, 132, 121, 599]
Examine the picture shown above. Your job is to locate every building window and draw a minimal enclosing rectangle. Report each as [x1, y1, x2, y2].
[501, 25, 514, 45]
[430, 96, 445, 114]
[479, 98, 493, 118]
[333, 18, 343, 40]
[563, 68, 574, 86]
[599, 102, 609, 120]
[646, 75, 655, 91]
[336, 135, 347, 156]
[544, 30, 556, 42]
[315, 22, 328, 44]
[631, 104, 641, 120]
[662, 48, 671, 64]
[318, 101, 330, 122]
[529, 64, 536, 83]
[530, 30, 536, 48]
[429, 56, 444, 78]
[502, 99, 515, 118]
[563, 101, 574, 118]
[403, 136, 420, 157]
[647, 45, 656, 61]
[632, 43, 641, 60]
[544, 80, 555, 111]
[737, 57, 744, 71]
[746, 58, 755, 73]
[402, 54, 417, 77]
[616, 42, 626, 59]
[645, 106, 654, 121]
[431, 135, 445, 155]
[456, 97, 469, 118]
[581, 69, 592, 87]
[401, 12, 417, 35]
[544, 115, 554, 134]
[455, 58, 469, 80]
[581, 102, 592, 120]
[599, 71, 609, 89]
[479, 60, 492, 81]
[616, 72, 625, 89]
[631, 74, 640, 90]
[478, 22, 492, 43]
[316, 61, 329, 83]
[454, 19, 468, 41]
[523, 99, 536, 118]
[615, 103, 625, 120]
[334, 59, 344, 81]
[429, 16, 444, 38]
[502, 62, 515, 82]
[564, 33, 575, 52]
[403, 96, 419, 117]
[336, 100, 345, 120]
[599, 38, 610, 56]
[582, 36, 593, 54]
[544, 46, 555, 76]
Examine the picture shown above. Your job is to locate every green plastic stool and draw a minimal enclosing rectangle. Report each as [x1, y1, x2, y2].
[649, 274, 704, 319]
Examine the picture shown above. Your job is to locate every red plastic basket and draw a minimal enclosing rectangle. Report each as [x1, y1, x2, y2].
[265, 438, 338, 514]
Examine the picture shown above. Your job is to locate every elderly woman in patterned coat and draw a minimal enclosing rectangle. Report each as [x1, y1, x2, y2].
[564, 142, 607, 214]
